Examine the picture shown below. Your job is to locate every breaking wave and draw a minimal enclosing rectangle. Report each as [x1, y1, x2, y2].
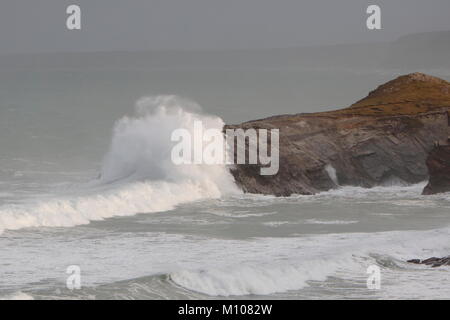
[168, 225, 450, 297]
[169, 258, 353, 296]
[0, 96, 239, 234]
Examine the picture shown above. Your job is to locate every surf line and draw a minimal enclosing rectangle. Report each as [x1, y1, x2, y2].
[178, 304, 213, 318]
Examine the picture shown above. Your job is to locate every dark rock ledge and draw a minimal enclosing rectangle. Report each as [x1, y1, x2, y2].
[422, 145, 450, 195]
[407, 256, 450, 268]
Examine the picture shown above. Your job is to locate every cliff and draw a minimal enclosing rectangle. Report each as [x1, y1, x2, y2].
[422, 146, 450, 195]
[227, 73, 450, 196]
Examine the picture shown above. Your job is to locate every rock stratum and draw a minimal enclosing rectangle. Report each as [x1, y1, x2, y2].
[226, 73, 450, 196]
[422, 145, 450, 195]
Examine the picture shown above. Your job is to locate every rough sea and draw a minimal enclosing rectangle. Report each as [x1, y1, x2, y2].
[0, 64, 449, 300]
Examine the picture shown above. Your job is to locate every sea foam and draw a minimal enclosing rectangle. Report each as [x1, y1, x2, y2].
[168, 225, 450, 297]
[169, 258, 352, 296]
[0, 96, 239, 234]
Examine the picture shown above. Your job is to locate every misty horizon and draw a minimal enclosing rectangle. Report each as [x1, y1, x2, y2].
[2, 0, 450, 54]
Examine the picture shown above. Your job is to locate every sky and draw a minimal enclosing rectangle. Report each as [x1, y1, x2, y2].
[1, 0, 450, 53]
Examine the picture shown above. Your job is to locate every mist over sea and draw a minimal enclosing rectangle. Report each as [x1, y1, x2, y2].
[1, 42, 450, 299]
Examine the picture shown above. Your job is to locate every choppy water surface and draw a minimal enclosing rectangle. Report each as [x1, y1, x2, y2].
[0, 67, 449, 300]
[1, 177, 449, 300]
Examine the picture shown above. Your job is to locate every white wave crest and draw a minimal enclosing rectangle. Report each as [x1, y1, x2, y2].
[324, 164, 339, 185]
[169, 258, 355, 296]
[303, 219, 358, 225]
[0, 96, 239, 234]
[169, 223, 450, 297]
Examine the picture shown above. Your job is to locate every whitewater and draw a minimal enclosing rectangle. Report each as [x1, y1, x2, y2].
[1, 96, 449, 300]
[0, 96, 239, 234]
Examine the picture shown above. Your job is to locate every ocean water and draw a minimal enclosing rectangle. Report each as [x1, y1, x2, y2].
[0, 65, 449, 300]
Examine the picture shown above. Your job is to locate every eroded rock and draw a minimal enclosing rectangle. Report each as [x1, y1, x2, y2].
[422, 146, 450, 195]
[227, 73, 450, 195]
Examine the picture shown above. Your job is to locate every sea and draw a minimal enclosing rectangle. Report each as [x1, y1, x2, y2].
[0, 57, 449, 300]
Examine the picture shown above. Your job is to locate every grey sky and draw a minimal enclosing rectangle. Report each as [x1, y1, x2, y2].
[1, 0, 450, 53]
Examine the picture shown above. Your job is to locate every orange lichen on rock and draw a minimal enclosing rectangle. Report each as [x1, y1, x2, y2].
[340, 72, 450, 116]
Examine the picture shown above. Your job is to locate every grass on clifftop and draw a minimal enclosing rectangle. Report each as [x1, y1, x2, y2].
[325, 72, 450, 117]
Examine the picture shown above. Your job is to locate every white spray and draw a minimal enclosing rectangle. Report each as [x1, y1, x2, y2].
[0, 96, 240, 234]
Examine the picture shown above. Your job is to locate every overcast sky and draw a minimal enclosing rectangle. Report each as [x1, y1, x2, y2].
[1, 0, 450, 53]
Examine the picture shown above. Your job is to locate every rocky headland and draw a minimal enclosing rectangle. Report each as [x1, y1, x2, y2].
[226, 72, 450, 196]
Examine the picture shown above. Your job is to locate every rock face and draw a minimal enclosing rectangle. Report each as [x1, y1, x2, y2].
[226, 73, 450, 196]
[408, 256, 450, 268]
[422, 146, 450, 195]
